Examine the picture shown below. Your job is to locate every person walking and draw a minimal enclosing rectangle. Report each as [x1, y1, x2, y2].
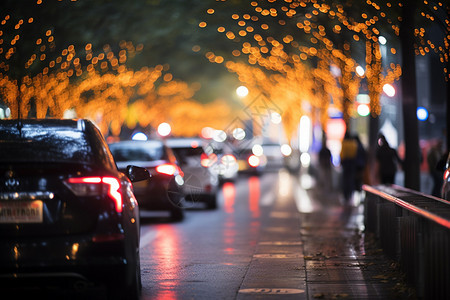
[340, 132, 358, 204]
[318, 135, 333, 192]
[354, 135, 367, 194]
[427, 139, 444, 197]
[376, 134, 402, 184]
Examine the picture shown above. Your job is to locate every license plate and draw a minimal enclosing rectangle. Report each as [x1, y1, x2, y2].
[0, 200, 43, 223]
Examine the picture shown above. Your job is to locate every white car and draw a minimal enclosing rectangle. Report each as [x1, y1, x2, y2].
[166, 137, 223, 209]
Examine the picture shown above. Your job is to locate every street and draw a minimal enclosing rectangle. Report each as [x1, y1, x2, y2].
[138, 169, 414, 300]
[139, 170, 305, 299]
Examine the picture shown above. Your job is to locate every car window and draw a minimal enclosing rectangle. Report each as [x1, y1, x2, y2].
[89, 124, 117, 171]
[0, 127, 93, 163]
[110, 143, 166, 162]
[172, 147, 204, 158]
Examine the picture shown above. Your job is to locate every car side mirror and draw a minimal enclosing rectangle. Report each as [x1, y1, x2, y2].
[126, 165, 151, 182]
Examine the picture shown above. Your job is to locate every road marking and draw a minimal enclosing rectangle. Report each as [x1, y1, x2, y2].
[140, 230, 158, 249]
[270, 211, 294, 218]
[258, 241, 303, 246]
[253, 253, 303, 259]
[264, 226, 290, 232]
[239, 288, 304, 294]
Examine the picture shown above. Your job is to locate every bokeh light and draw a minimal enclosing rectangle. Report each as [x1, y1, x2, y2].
[157, 123, 172, 137]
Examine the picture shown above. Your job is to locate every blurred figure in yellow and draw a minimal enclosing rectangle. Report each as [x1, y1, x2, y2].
[340, 132, 358, 204]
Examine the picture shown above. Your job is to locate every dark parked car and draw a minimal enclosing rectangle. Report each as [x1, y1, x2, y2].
[236, 146, 266, 175]
[109, 140, 185, 221]
[0, 119, 149, 299]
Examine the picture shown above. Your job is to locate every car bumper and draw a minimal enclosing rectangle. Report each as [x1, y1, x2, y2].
[0, 234, 133, 289]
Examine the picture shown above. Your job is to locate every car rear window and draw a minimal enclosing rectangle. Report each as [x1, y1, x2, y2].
[171, 147, 204, 158]
[0, 128, 93, 163]
[110, 143, 166, 162]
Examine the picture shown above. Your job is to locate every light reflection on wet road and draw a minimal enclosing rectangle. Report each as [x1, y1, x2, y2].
[139, 171, 285, 299]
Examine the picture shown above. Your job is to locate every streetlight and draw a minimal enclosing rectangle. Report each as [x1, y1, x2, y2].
[383, 83, 396, 97]
[236, 86, 249, 98]
[132, 132, 148, 141]
[417, 107, 429, 121]
[356, 66, 365, 77]
[157, 122, 172, 137]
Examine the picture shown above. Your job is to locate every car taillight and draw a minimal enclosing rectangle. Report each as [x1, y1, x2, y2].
[248, 155, 260, 168]
[156, 163, 178, 176]
[444, 169, 450, 181]
[201, 153, 211, 168]
[200, 153, 218, 168]
[64, 176, 123, 213]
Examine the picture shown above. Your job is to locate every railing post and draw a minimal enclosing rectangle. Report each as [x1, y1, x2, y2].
[376, 196, 381, 239]
[396, 213, 402, 262]
[417, 223, 425, 299]
[362, 184, 450, 299]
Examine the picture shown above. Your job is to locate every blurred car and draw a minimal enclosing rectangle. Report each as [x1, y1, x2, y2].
[109, 139, 185, 220]
[0, 119, 148, 299]
[166, 137, 221, 209]
[235, 144, 267, 175]
[441, 152, 450, 200]
[261, 143, 286, 170]
[215, 151, 239, 183]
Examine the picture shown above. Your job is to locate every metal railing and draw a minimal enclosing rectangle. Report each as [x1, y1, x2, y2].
[363, 184, 450, 300]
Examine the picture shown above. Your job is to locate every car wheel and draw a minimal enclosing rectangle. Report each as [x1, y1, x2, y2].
[109, 251, 141, 300]
[107, 254, 141, 300]
[206, 194, 217, 210]
[170, 207, 184, 221]
[127, 251, 141, 300]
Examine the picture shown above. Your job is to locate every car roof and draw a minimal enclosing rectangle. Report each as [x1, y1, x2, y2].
[165, 137, 204, 148]
[0, 118, 89, 132]
[109, 139, 164, 148]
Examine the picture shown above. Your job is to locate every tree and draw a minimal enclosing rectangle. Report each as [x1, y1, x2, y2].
[203, 0, 448, 191]
[202, 0, 401, 140]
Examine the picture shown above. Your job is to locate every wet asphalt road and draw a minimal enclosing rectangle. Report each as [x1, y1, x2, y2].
[137, 169, 410, 300]
[139, 169, 304, 299]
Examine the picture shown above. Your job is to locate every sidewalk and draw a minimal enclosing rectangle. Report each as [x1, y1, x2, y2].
[238, 171, 416, 299]
[301, 178, 416, 299]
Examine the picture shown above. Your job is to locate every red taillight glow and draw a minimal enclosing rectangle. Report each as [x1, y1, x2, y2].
[200, 153, 218, 168]
[444, 169, 450, 181]
[156, 163, 177, 176]
[200, 159, 210, 168]
[102, 177, 123, 213]
[64, 176, 123, 213]
[67, 177, 102, 184]
[248, 155, 260, 168]
[200, 153, 210, 168]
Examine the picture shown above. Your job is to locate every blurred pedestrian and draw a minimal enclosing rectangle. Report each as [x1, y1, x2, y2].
[376, 134, 402, 184]
[427, 139, 444, 197]
[354, 135, 367, 193]
[318, 135, 333, 192]
[340, 132, 358, 203]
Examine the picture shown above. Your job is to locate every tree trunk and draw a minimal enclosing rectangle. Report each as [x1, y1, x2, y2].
[447, 5, 450, 152]
[400, 1, 421, 190]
